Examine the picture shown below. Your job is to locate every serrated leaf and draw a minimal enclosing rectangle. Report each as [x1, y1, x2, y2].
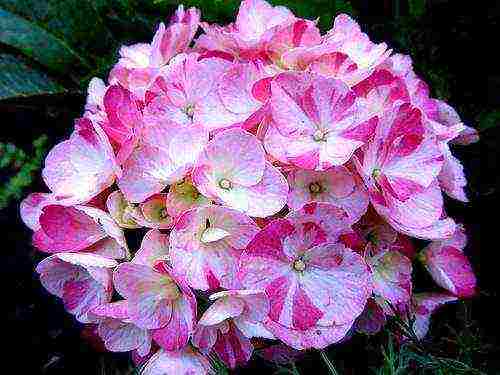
[0, 7, 88, 74]
[0, 54, 64, 100]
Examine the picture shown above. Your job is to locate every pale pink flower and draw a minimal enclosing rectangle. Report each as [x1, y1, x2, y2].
[309, 14, 391, 85]
[410, 293, 458, 340]
[421, 227, 476, 297]
[20, 192, 54, 231]
[193, 290, 272, 368]
[266, 18, 322, 66]
[118, 116, 208, 203]
[356, 103, 443, 204]
[372, 182, 457, 240]
[286, 166, 369, 222]
[109, 6, 200, 99]
[170, 206, 259, 291]
[133, 229, 170, 267]
[214, 61, 272, 130]
[238, 203, 372, 349]
[113, 260, 196, 351]
[36, 253, 117, 323]
[146, 53, 235, 131]
[366, 248, 413, 308]
[42, 118, 119, 204]
[192, 128, 288, 217]
[195, 0, 295, 60]
[91, 301, 152, 356]
[267, 72, 376, 170]
[141, 347, 213, 375]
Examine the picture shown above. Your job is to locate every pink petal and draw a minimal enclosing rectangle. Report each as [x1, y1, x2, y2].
[170, 205, 259, 290]
[42, 118, 118, 204]
[141, 348, 212, 375]
[411, 293, 457, 339]
[264, 317, 352, 350]
[34, 205, 106, 253]
[113, 263, 176, 329]
[287, 167, 369, 222]
[423, 243, 476, 297]
[132, 229, 170, 267]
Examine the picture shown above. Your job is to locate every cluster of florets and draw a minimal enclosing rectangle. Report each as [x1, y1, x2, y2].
[20, 0, 479, 373]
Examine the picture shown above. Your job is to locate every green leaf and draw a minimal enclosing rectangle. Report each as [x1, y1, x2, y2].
[0, 54, 65, 100]
[408, 0, 426, 19]
[477, 110, 500, 132]
[0, 135, 48, 209]
[0, 7, 89, 74]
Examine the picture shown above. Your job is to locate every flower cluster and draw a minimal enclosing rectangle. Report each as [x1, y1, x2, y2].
[20, 1, 478, 373]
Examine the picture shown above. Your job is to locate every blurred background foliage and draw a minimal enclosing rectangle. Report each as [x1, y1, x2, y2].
[0, 1, 497, 374]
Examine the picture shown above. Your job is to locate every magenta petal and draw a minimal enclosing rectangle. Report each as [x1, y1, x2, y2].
[35, 205, 106, 253]
[213, 323, 253, 369]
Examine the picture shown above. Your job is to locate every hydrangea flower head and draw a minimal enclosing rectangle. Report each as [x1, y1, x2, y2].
[19, 0, 478, 369]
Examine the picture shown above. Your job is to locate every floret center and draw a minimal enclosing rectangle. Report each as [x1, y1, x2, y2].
[372, 168, 382, 179]
[183, 104, 195, 120]
[293, 259, 306, 272]
[312, 129, 326, 142]
[308, 181, 323, 195]
[219, 178, 232, 190]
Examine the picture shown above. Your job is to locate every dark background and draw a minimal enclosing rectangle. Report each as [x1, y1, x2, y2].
[1, 1, 498, 373]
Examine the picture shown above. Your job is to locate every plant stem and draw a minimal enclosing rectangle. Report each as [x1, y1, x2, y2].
[319, 350, 339, 375]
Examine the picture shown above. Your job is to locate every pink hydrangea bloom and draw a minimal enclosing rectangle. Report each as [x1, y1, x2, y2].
[113, 259, 196, 351]
[324, 15, 391, 81]
[286, 166, 369, 222]
[42, 118, 119, 204]
[109, 6, 200, 99]
[196, 0, 295, 60]
[170, 206, 259, 290]
[141, 347, 212, 375]
[146, 53, 235, 131]
[19, 2, 479, 368]
[214, 62, 272, 130]
[36, 253, 117, 323]
[91, 301, 152, 356]
[118, 117, 208, 203]
[366, 248, 412, 308]
[356, 103, 443, 204]
[267, 72, 376, 170]
[238, 203, 372, 349]
[193, 290, 272, 368]
[192, 128, 288, 217]
[421, 227, 476, 297]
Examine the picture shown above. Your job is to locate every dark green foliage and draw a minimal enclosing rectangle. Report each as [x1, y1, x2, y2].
[0, 135, 48, 209]
[0, 54, 65, 100]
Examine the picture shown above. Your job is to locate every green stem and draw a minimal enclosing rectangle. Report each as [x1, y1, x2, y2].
[319, 350, 339, 375]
